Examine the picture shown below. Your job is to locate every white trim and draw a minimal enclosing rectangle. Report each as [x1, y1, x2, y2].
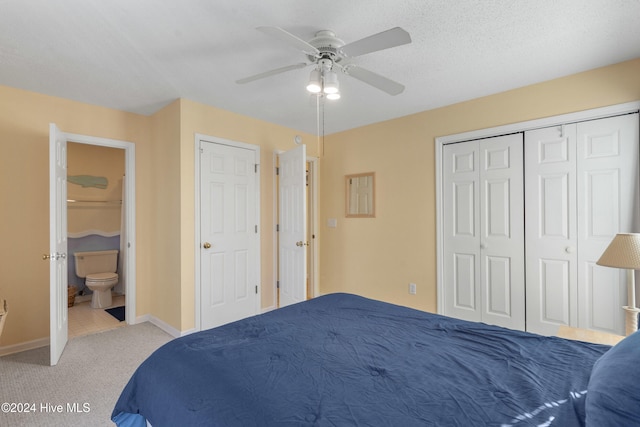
[437, 101, 640, 144]
[65, 134, 137, 328]
[272, 151, 279, 308]
[308, 156, 320, 298]
[194, 133, 261, 332]
[435, 101, 640, 315]
[134, 316, 198, 338]
[147, 316, 181, 338]
[68, 230, 120, 239]
[0, 337, 49, 357]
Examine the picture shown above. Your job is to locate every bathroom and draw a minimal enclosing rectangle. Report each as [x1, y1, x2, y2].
[67, 142, 126, 337]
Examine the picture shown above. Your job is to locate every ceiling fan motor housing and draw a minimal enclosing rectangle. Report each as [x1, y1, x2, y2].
[307, 30, 345, 64]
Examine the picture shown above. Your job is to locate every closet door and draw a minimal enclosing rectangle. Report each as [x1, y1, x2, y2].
[525, 125, 578, 336]
[576, 114, 639, 334]
[443, 141, 481, 322]
[526, 113, 639, 336]
[443, 134, 525, 330]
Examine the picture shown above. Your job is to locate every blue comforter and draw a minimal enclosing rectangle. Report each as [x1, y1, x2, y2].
[112, 293, 609, 426]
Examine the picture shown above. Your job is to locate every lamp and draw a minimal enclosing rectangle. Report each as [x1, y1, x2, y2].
[322, 70, 339, 94]
[306, 69, 322, 93]
[596, 233, 640, 335]
[305, 63, 341, 100]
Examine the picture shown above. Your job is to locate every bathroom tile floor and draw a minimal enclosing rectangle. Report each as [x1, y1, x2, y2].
[68, 295, 126, 339]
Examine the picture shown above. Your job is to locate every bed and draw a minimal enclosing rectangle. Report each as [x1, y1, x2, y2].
[112, 293, 640, 426]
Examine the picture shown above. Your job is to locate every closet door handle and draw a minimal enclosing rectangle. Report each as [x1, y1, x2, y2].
[203, 242, 212, 249]
[565, 246, 575, 254]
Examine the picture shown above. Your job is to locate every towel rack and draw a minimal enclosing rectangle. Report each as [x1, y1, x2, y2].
[67, 199, 122, 204]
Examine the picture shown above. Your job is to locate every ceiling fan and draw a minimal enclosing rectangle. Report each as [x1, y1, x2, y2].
[236, 26, 411, 97]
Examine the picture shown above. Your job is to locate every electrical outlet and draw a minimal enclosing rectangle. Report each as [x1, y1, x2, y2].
[409, 283, 417, 295]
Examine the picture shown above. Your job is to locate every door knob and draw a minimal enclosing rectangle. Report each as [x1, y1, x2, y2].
[565, 246, 575, 254]
[43, 252, 66, 260]
[296, 241, 309, 247]
[203, 242, 212, 249]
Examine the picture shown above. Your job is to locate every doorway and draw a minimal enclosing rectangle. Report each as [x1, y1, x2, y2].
[67, 142, 127, 338]
[49, 124, 136, 365]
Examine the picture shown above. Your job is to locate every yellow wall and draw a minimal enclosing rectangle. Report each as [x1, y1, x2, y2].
[67, 143, 125, 234]
[148, 100, 183, 329]
[320, 58, 640, 313]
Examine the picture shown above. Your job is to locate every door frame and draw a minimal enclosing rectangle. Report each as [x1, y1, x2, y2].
[49, 127, 136, 364]
[307, 157, 320, 300]
[194, 133, 261, 331]
[435, 100, 640, 316]
[63, 131, 137, 324]
[272, 151, 320, 310]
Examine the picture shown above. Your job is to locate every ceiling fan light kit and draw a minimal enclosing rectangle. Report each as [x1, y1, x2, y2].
[306, 69, 322, 93]
[237, 26, 411, 100]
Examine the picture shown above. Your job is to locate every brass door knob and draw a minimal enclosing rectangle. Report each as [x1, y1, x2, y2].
[203, 242, 212, 249]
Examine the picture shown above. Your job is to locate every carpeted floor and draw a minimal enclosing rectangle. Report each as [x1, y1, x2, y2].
[0, 322, 172, 426]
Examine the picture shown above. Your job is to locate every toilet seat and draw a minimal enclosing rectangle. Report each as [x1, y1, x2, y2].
[86, 272, 118, 282]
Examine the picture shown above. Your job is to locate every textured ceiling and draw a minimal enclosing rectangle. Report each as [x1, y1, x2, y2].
[1, 0, 640, 135]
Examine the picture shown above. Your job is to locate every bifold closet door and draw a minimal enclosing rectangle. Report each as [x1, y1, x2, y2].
[526, 113, 639, 336]
[443, 134, 525, 330]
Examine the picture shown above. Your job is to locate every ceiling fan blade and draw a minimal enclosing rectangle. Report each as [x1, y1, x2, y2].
[257, 26, 320, 56]
[341, 27, 411, 58]
[344, 65, 405, 96]
[236, 63, 309, 84]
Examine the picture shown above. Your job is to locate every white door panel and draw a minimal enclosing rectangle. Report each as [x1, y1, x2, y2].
[454, 253, 476, 310]
[200, 141, 259, 329]
[278, 145, 307, 308]
[525, 125, 578, 336]
[480, 136, 525, 330]
[49, 123, 68, 366]
[444, 142, 481, 321]
[527, 114, 638, 336]
[576, 114, 638, 334]
[443, 134, 524, 330]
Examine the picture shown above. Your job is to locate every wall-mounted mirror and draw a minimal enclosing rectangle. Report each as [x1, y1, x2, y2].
[346, 172, 375, 218]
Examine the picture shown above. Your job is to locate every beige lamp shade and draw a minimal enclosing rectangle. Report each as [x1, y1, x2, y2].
[596, 233, 640, 269]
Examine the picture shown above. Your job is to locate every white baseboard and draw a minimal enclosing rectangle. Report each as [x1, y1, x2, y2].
[145, 315, 182, 338]
[0, 337, 48, 357]
[134, 314, 197, 338]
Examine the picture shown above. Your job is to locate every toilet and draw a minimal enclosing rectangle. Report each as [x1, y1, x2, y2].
[73, 250, 119, 309]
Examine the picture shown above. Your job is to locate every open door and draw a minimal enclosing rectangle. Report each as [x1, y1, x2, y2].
[278, 145, 307, 308]
[49, 123, 68, 366]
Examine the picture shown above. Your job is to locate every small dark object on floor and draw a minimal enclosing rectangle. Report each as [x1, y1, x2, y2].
[105, 306, 125, 322]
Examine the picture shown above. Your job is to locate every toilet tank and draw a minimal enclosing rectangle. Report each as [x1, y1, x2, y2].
[74, 250, 119, 277]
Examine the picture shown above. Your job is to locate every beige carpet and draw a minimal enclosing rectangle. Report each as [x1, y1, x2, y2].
[0, 322, 172, 426]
